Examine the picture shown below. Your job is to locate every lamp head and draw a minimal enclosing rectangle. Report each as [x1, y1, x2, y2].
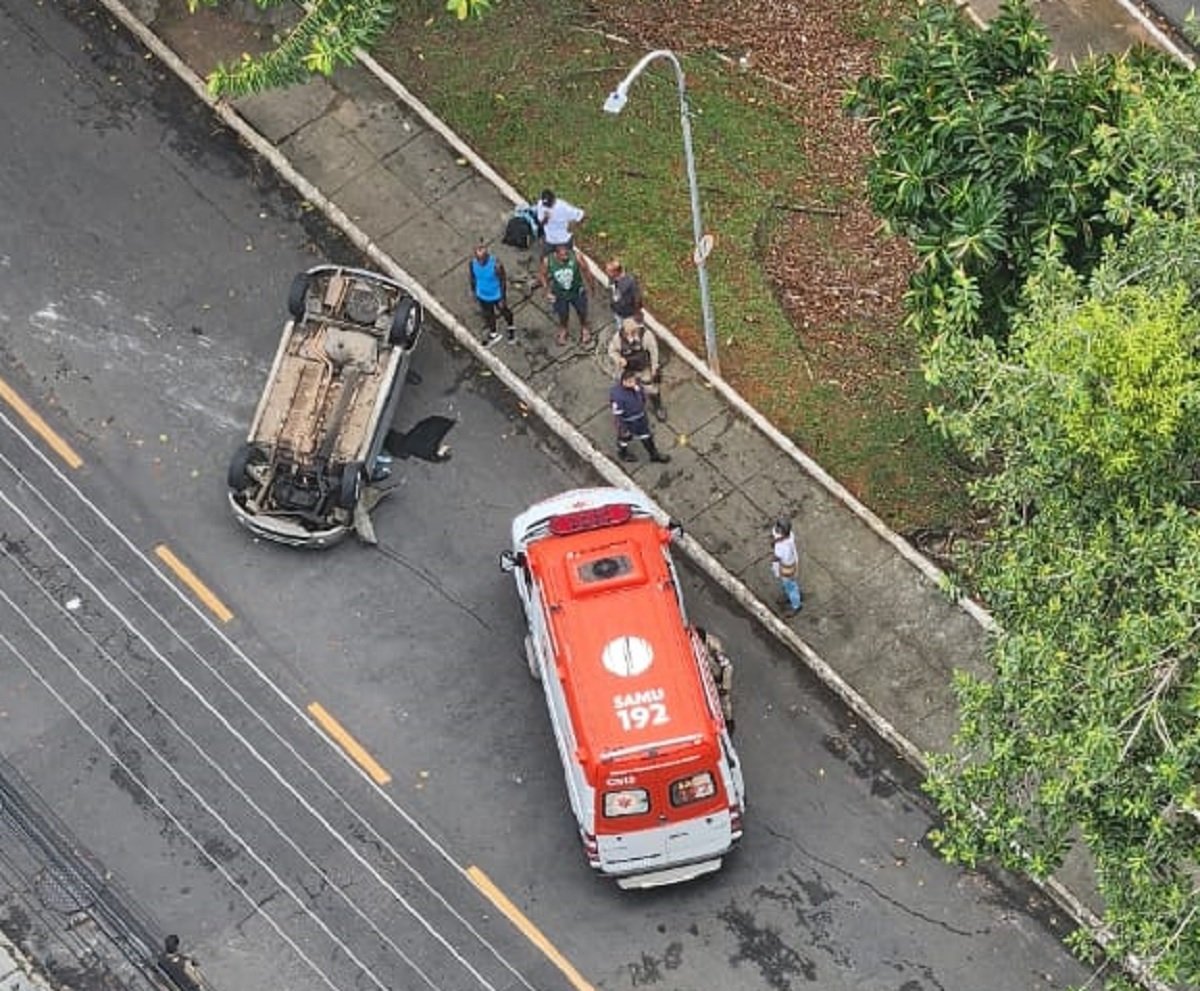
[603, 89, 628, 114]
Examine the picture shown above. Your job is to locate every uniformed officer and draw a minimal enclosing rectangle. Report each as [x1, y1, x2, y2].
[609, 366, 671, 464]
[695, 626, 735, 733]
[607, 317, 666, 421]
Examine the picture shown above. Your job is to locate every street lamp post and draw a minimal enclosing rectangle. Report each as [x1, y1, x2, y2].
[604, 50, 720, 376]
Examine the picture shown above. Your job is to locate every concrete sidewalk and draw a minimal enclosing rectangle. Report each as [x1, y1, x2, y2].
[98, 0, 1191, 977]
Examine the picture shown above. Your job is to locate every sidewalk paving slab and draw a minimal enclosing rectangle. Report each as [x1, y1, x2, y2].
[236, 79, 332, 143]
[281, 113, 377, 193]
[377, 208, 466, 284]
[689, 412, 786, 487]
[335, 163, 426, 233]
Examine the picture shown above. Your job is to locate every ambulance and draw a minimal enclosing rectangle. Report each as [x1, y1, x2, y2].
[499, 488, 746, 889]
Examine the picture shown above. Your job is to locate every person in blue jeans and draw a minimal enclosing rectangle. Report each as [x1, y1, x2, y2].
[468, 242, 516, 346]
[771, 519, 803, 617]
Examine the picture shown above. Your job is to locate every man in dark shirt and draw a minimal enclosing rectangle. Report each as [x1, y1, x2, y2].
[605, 258, 643, 332]
[609, 367, 671, 464]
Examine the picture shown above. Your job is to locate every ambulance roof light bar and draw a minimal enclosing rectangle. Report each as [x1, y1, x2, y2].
[549, 503, 633, 537]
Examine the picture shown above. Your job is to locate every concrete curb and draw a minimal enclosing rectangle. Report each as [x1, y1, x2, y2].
[92, 3, 1163, 989]
[1112, 0, 1197, 65]
[957, 0, 1194, 65]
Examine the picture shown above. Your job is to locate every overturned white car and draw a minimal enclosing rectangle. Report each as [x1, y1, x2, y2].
[227, 265, 423, 548]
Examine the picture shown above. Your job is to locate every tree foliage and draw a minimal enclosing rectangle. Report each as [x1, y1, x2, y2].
[847, 0, 1173, 345]
[924, 268, 1200, 985]
[188, 0, 493, 97]
[908, 48, 1200, 986]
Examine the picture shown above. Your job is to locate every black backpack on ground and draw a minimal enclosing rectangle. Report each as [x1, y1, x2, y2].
[501, 203, 542, 249]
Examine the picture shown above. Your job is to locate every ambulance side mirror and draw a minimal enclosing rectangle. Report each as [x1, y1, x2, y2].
[667, 520, 684, 543]
[499, 550, 524, 573]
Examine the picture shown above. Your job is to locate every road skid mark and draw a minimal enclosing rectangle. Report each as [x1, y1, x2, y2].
[307, 702, 391, 785]
[466, 866, 595, 991]
[0, 375, 83, 469]
[153, 544, 234, 623]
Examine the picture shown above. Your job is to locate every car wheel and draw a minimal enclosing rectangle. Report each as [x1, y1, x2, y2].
[287, 271, 312, 320]
[389, 298, 422, 349]
[524, 634, 541, 681]
[337, 461, 363, 510]
[227, 443, 267, 491]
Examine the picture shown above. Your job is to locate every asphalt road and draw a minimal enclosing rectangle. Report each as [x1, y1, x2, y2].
[0, 2, 1093, 990]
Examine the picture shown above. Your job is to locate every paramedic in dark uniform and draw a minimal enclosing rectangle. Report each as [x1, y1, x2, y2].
[609, 366, 671, 465]
[607, 317, 666, 421]
[695, 627, 735, 733]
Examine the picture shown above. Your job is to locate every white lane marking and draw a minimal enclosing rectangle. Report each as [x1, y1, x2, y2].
[0, 488, 494, 991]
[0, 627, 346, 991]
[0, 529, 448, 991]
[0, 409, 540, 991]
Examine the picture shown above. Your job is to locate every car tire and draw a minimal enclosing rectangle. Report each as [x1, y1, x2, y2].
[337, 461, 363, 510]
[227, 443, 267, 491]
[524, 634, 541, 681]
[389, 298, 422, 349]
[287, 271, 312, 320]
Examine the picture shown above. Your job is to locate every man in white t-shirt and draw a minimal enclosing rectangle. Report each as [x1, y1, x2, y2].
[536, 188, 584, 254]
[771, 519, 803, 617]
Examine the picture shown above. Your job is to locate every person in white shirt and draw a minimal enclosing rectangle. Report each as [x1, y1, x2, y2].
[771, 519, 803, 617]
[536, 188, 584, 255]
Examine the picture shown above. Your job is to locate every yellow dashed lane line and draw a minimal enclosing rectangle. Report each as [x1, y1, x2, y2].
[0, 375, 83, 469]
[466, 865, 595, 991]
[154, 544, 234, 623]
[307, 702, 391, 785]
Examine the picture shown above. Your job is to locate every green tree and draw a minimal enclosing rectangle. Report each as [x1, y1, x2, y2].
[188, 0, 494, 97]
[847, 0, 1180, 345]
[925, 270, 1200, 986]
[918, 48, 1200, 982]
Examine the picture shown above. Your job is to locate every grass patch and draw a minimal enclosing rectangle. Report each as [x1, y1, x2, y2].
[377, 0, 972, 530]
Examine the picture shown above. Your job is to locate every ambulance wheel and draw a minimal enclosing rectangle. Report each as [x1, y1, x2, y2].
[523, 634, 541, 681]
[287, 271, 312, 320]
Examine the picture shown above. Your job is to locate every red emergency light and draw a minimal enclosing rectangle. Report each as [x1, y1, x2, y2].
[548, 503, 633, 536]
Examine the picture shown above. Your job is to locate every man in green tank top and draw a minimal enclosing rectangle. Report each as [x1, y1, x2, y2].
[539, 243, 595, 347]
